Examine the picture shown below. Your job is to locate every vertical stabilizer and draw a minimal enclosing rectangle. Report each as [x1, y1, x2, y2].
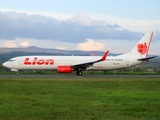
[129, 32, 153, 58]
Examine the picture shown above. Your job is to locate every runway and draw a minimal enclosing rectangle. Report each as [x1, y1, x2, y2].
[0, 74, 160, 78]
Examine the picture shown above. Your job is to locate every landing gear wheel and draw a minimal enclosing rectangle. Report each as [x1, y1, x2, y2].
[77, 71, 83, 76]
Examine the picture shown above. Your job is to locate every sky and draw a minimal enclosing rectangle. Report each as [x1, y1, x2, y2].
[0, 0, 160, 55]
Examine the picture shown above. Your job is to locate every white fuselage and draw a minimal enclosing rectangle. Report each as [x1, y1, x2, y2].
[3, 55, 143, 71]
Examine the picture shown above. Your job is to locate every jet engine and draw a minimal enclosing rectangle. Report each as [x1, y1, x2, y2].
[57, 66, 72, 73]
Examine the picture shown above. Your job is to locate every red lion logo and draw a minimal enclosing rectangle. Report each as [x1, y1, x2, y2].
[137, 42, 148, 55]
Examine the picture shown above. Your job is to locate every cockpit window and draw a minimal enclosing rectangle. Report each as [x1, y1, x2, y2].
[9, 60, 14, 62]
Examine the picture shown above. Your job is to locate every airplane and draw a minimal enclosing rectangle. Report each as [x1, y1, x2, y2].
[3, 32, 157, 75]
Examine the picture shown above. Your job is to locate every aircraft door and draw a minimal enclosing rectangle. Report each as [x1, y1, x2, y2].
[19, 57, 23, 65]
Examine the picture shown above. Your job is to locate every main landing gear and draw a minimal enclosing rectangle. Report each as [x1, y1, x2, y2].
[76, 71, 83, 76]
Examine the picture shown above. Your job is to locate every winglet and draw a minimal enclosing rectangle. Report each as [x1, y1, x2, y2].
[100, 50, 109, 61]
[92, 52, 96, 56]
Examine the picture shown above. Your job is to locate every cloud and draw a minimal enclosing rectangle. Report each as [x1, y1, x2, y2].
[90, 14, 160, 33]
[0, 8, 73, 21]
[56, 46, 66, 50]
[0, 10, 160, 55]
[77, 39, 105, 51]
[72, 13, 92, 26]
[0, 10, 146, 43]
[19, 40, 30, 47]
[3, 40, 17, 48]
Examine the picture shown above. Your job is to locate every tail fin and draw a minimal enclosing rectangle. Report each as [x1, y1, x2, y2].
[129, 32, 153, 58]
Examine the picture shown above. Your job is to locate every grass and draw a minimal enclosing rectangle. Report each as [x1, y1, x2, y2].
[0, 78, 160, 120]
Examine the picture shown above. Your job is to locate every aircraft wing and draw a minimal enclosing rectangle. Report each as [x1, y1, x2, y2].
[71, 50, 109, 70]
[138, 56, 157, 61]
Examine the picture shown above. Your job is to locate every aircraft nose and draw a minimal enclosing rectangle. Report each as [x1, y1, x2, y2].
[3, 62, 8, 68]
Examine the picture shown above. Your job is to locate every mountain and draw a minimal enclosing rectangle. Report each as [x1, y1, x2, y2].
[0, 46, 119, 56]
[0, 46, 68, 54]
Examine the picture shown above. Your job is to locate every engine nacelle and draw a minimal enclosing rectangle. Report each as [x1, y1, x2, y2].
[57, 66, 72, 73]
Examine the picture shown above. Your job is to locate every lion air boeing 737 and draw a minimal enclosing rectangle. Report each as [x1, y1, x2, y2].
[3, 32, 156, 75]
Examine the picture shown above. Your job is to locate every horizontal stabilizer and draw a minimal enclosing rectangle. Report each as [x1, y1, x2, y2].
[138, 56, 157, 61]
